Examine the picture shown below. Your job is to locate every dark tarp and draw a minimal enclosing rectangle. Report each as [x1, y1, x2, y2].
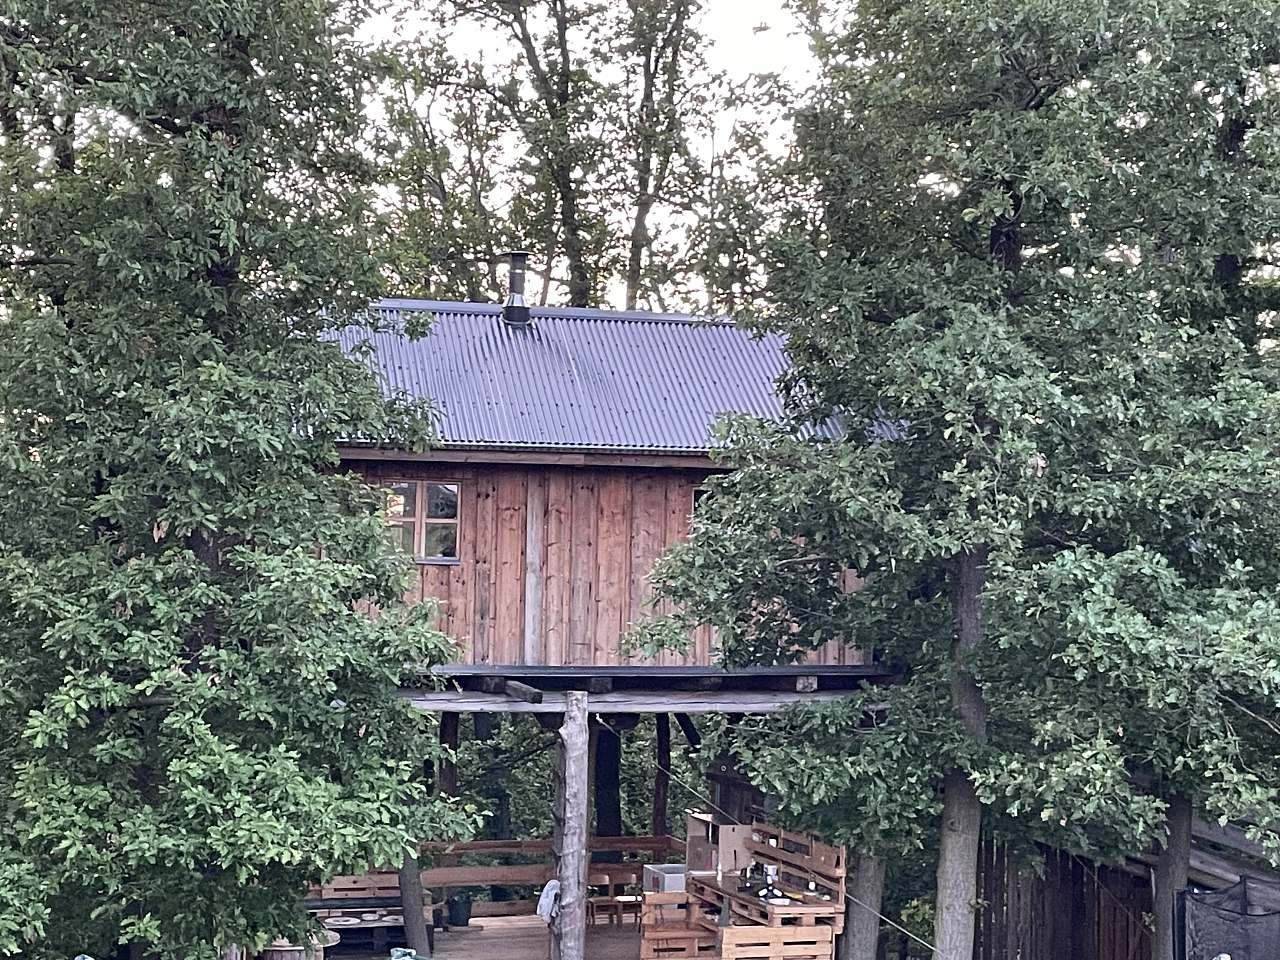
[1179, 877, 1280, 960]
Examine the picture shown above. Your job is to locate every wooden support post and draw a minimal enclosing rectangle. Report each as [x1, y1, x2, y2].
[1153, 792, 1192, 960]
[652, 714, 670, 838]
[593, 718, 625, 886]
[552, 692, 589, 960]
[438, 712, 459, 796]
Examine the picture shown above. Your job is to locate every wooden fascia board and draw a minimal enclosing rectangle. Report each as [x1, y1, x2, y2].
[398, 688, 875, 714]
[337, 444, 719, 470]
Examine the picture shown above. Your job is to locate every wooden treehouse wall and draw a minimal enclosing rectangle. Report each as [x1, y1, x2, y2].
[354, 458, 858, 668]
[974, 838, 1152, 960]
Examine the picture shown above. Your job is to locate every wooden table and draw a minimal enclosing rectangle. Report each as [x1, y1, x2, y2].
[588, 895, 642, 926]
[302, 894, 443, 952]
[685, 875, 838, 928]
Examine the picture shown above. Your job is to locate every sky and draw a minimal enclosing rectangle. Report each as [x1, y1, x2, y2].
[701, 0, 813, 83]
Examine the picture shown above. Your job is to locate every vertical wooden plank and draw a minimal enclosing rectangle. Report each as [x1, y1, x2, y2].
[662, 475, 693, 667]
[627, 473, 668, 665]
[438, 712, 459, 796]
[651, 714, 670, 837]
[523, 471, 548, 665]
[551, 692, 589, 960]
[568, 473, 598, 665]
[470, 472, 499, 664]
[593, 472, 631, 665]
[447, 467, 478, 646]
[543, 472, 572, 666]
[492, 471, 527, 664]
[1079, 858, 1097, 960]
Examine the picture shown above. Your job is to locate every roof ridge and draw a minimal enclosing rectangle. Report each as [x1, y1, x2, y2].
[373, 298, 740, 327]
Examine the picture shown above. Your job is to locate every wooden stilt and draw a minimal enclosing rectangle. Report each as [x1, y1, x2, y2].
[594, 720, 624, 859]
[438, 711, 459, 796]
[552, 692, 589, 960]
[652, 714, 670, 838]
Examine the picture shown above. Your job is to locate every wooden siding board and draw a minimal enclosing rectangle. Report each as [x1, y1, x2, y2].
[492, 471, 528, 664]
[471, 473, 500, 664]
[568, 474, 599, 665]
[543, 473, 573, 666]
[662, 476, 694, 667]
[627, 475, 668, 666]
[523, 471, 548, 665]
[594, 472, 631, 666]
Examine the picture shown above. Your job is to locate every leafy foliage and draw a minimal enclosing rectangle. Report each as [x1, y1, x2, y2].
[641, 0, 1280, 947]
[0, 1, 479, 956]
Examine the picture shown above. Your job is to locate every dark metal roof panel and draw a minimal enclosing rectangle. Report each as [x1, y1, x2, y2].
[337, 299, 791, 453]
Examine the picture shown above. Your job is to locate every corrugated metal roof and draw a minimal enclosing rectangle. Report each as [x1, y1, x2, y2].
[337, 299, 791, 453]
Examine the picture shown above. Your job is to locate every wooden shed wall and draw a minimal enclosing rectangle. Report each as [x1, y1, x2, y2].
[974, 838, 1152, 960]
[354, 459, 856, 668]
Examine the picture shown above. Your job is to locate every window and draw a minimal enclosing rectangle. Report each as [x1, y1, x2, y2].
[384, 480, 460, 562]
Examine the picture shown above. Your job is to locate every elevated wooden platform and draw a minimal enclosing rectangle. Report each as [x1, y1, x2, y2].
[403, 663, 894, 714]
[429, 915, 639, 960]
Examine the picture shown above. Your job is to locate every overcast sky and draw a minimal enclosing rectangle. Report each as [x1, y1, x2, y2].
[702, 0, 812, 82]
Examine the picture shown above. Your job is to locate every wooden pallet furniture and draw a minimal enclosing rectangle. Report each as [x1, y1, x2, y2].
[588, 894, 643, 926]
[718, 924, 834, 960]
[686, 820, 846, 933]
[640, 892, 717, 959]
[641, 890, 838, 960]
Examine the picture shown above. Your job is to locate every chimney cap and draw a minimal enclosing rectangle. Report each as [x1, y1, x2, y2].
[503, 249, 532, 326]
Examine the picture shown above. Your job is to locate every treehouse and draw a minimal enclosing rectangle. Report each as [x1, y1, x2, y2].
[329, 255, 890, 959]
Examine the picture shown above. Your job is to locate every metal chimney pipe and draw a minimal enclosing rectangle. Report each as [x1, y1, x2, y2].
[503, 250, 532, 325]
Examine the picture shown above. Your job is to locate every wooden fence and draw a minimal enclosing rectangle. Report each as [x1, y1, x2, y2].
[974, 838, 1152, 960]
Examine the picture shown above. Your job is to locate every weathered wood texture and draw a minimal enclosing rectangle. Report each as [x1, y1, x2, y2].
[355, 460, 861, 668]
[973, 838, 1152, 960]
[553, 691, 590, 960]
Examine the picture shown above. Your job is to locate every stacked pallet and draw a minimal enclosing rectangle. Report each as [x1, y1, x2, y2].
[639, 892, 717, 959]
[640, 819, 847, 960]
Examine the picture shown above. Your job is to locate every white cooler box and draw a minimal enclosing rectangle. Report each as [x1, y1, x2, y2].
[643, 863, 687, 893]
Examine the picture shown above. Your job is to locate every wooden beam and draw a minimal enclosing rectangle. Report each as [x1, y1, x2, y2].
[401, 689, 866, 714]
[674, 713, 701, 750]
[503, 679, 544, 704]
[552, 691, 589, 960]
[432, 663, 890, 681]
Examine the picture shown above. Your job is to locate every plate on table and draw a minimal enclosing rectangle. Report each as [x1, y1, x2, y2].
[324, 917, 360, 927]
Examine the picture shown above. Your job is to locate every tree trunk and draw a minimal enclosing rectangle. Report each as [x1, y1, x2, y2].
[840, 854, 886, 960]
[1152, 792, 1192, 960]
[399, 852, 432, 957]
[933, 548, 989, 960]
[934, 770, 983, 960]
[551, 693, 590, 960]
[651, 713, 670, 837]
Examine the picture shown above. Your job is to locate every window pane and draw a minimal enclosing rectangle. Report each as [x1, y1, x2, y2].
[426, 482, 459, 519]
[423, 523, 458, 559]
[385, 481, 417, 519]
[392, 522, 416, 554]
